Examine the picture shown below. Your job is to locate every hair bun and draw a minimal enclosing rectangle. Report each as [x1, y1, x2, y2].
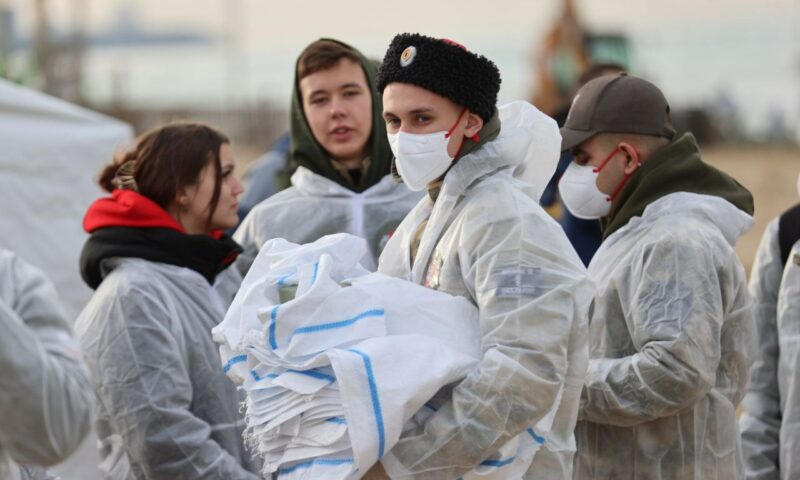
[112, 160, 139, 192]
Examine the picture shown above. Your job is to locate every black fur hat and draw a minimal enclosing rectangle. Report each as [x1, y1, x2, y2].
[376, 33, 501, 123]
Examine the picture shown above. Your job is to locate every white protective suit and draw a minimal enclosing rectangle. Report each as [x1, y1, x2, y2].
[75, 259, 260, 479]
[740, 219, 783, 480]
[0, 249, 93, 480]
[234, 169, 422, 274]
[772, 241, 800, 479]
[576, 192, 756, 479]
[740, 219, 800, 480]
[377, 101, 593, 480]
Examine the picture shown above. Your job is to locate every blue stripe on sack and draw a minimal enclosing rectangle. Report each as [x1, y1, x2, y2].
[222, 354, 247, 373]
[276, 271, 294, 286]
[325, 417, 346, 425]
[480, 457, 515, 468]
[291, 309, 385, 337]
[347, 348, 386, 459]
[278, 458, 353, 475]
[310, 261, 320, 286]
[287, 369, 336, 383]
[250, 370, 279, 382]
[268, 305, 280, 349]
[527, 428, 545, 445]
[424, 402, 439, 412]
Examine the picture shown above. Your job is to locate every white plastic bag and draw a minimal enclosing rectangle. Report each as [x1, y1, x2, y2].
[214, 234, 541, 479]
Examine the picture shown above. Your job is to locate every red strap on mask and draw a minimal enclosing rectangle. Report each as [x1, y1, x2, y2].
[592, 146, 639, 203]
[445, 108, 468, 139]
[445, 108, 481, 158]
[608, 171, 634, 202]
[593, 147, 620, 173]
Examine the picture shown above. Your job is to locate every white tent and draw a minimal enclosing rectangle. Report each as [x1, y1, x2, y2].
[0, 78, 133, 319]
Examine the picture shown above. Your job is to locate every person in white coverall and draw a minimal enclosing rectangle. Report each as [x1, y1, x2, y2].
[75, 123, 260, 479]
[234, 39, 420, 274]
[0, 249, 93, 480]
[740, 197, 800, 480]
[364, 32, 593, 480]
[557, 73, 756, 479]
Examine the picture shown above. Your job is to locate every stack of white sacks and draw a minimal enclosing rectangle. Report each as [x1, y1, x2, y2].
[213, 234, 548, 479]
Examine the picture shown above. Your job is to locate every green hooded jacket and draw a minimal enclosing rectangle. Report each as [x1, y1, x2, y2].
[602, 132, 754, 238]
[287, 39, 392, 193]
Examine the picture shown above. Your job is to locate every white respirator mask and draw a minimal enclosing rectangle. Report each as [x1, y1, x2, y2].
[387, 109, 468, 191]
[559, 146, 638, 220]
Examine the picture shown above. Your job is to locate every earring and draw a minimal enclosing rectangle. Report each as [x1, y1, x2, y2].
[181, 204, 189, 213]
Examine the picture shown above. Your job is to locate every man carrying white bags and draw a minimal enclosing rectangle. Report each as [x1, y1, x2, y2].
[364, 33, 594, 480]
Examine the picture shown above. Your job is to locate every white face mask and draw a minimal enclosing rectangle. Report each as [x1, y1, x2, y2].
[559, 146, 640, 220]
[558, 162, 612, 220]
[387, 108, 468, 192]
[387, 130, 454, 191]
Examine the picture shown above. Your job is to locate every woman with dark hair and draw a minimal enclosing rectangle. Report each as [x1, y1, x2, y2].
[74, 123, 259, 479]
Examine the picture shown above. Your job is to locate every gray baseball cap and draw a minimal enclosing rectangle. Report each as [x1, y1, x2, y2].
[560, 73, 676, 152]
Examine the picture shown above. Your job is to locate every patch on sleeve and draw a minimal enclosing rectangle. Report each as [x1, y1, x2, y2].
[489, 266, 543, 297]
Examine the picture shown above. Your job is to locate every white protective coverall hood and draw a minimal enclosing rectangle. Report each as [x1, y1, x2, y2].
[740, 217, 800, 480]
[75, 259, 260, 479]
[0, 249, 92, 480]
[576, 192, 755, 479]
[378, 101, 593, 479]
[234, 170, 422, 274]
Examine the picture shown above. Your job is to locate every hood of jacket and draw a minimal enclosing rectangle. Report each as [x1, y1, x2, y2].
[289, 38, 391, 193]
[289, 165, 411, 199]
[441, 100, 561, 202]
[80, 189, 241, 289]
[602, 132, 754, 239]
[617, 191, 754, 248]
